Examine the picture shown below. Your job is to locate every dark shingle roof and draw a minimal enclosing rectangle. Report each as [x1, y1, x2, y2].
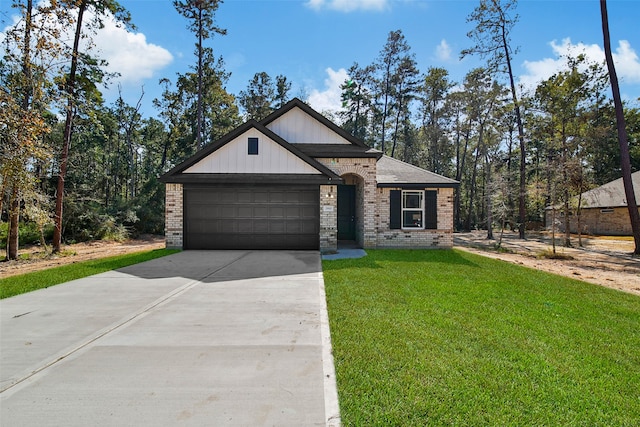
[573, 171, 640, 208]
[376, 155, 459, 188]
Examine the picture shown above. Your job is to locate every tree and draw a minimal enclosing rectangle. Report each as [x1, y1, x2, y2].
[418, 67, 455, 175]
[174, 0, 226, 149]
[153, 49, 239, 164]
[274, 74, 292, 109]
[238, 71, 276, 120]
[52, 0, 131, 253]
[340, 62, 375, 142]
[535, 59, 588, 246]
[1, 0, 59, 259]
[0, 90, 51, 260]
[375, 30, 413, 154]
[389, 55, 420, 158]
[457, 68, 504, 231]
[463, 0, 527, 238]
[600, 0, 640, 255]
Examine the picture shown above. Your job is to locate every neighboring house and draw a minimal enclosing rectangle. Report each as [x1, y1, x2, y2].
[545, 171, 640, 236]
[160, 98, 459, 252]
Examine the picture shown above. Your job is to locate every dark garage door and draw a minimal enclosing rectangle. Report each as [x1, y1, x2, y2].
[184, 185, 319, 250]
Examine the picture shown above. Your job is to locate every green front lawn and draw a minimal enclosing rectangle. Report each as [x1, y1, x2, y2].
[0, 249, 179, 299]
[323, 249, 640, 426]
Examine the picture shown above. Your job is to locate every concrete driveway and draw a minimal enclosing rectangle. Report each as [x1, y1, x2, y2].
[0, 250, 340, 426]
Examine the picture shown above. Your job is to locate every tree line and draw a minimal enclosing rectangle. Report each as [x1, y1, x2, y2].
[1, 0, 639, 260]
[338, 1, 639, 250]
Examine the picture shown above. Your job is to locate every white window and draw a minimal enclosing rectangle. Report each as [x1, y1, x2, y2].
[402, 190, 423, 229]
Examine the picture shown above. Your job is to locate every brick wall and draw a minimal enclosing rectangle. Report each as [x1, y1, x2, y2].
[546, 206, 640, 236]
[319, 184, 338, 253]
[165, 183, 183, 249]
[376, 187, 454, 248]
[317, 157, 378, 248]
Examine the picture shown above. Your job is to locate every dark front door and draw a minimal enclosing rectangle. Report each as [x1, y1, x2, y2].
[337, 184, 356, 241]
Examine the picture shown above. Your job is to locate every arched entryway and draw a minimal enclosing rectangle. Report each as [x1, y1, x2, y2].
[337, 173, 365, 247]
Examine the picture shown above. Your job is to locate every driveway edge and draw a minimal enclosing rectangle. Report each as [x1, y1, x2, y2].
[319, 271, 341, 426]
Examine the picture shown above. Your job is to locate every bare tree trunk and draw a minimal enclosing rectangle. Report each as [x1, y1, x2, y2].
[0, 172, 6, 222]
[196, 6, 204, 149]
[8, 186, 19, 260]
[562, 124, 571, 247]
[486, 153, 494, 240]
[466, 125, 484, 230]
[53, 1, 86, 253]
[551, 207, 557, 255]
[500, 22, 527, 239]
[577, 173, 584, 247]
[600, 0, 640, 255]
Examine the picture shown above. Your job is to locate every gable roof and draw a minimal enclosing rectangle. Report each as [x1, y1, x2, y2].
[568, 171, 640, 209]
[260, 98, 369, 148]
[376, 155, 459, 188]
[160, 119, 342, 184]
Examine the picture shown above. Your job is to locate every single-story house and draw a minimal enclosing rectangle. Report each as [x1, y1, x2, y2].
[160, 98, 459, 252]
[545, 171, 640, 235]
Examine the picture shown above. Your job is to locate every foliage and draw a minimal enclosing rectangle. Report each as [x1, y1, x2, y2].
[3, 1, 640, 248]
[323, 249, 640, 426]
[0, 248, 179, 299]
[173, 0, 226, 149]
[0, 221, 54, 247]
[238, 71, 292, 120]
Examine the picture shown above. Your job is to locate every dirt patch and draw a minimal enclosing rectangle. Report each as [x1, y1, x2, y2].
[455, 231, 640, 297]
[0, 235, 166, 279]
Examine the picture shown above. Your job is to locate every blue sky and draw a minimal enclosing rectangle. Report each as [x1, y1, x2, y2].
[2, 0, 640, 118]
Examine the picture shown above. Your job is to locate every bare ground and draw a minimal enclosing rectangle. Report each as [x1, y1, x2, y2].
[455, 230, 640, 297]
[0, 235, 166, 279]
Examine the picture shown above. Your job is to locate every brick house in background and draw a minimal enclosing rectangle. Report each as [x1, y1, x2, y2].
[546, 171, 640, 236]
[160, 98, 459, 252]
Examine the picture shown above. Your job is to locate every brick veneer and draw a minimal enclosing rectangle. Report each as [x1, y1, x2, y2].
[165, 183, 183, 249]
[545, 206, 640, 236]
[376, 187, 454, 248]
[317, 157, 378, 249]
[319, 185, 338, 253]
[164, 163, 456, 250]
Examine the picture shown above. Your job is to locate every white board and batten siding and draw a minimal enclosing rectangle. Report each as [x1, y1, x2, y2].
[183, 129, 322, 175]
[266, 107, 351, 145]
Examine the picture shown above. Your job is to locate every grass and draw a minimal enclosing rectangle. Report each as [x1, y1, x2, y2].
[323, 249, 640, 426]
[0, 248, 179, 299]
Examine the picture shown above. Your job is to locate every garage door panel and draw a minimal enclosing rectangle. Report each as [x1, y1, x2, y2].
[285, 206, 300, 217]
[184, 186, 319, 250]
[238, 206, 253, 218]
[269, 192, 285, 203]
[301, 206, 317, 218]
[270, 220, 286, 233]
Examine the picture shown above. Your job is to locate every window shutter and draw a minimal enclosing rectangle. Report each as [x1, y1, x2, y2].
[425, 190, 438, 229]
[390, 190, 401, 229]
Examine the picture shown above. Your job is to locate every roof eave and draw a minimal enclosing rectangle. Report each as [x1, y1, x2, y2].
[377, 182, 460, 189]
[161, 173, 343, 185]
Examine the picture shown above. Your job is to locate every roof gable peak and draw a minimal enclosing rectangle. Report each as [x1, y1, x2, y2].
[261, 98, 368, 148]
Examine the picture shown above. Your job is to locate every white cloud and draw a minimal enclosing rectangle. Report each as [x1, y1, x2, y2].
[435, 39, 452, 62]
[1, 3, 172, 88]
[307, 67, 349, 114]
[95, 15, 173, 86]
[520, 38, 640, 92]
[305, 0, 388, 13]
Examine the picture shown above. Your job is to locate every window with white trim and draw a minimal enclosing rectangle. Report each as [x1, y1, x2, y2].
[402, 190, 423, 228]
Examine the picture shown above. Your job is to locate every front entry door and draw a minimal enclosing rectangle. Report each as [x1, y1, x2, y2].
[337, 185, 356, 241]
